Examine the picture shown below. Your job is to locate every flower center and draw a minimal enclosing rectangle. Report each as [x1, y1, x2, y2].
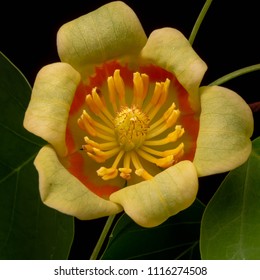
[78, 68, 185, 181]
[114, 106, 150, 152]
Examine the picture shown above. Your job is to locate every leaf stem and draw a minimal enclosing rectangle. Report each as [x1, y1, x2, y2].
[90, 214, 116, 260]
[209, 64, 260, 86]
[189, 0, 213, 45]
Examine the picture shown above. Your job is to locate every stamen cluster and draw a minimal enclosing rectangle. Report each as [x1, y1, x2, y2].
[77, 69, 185, 181]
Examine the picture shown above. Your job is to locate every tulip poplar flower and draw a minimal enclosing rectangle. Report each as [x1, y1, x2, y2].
[23, 1, 253, 227]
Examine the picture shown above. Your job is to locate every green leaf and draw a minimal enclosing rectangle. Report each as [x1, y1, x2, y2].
[200, 137, 260, 259]
[101, 199, 205, 259]
[0, 51, 74, 259]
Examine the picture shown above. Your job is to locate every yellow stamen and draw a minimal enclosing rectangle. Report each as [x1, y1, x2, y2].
[119, 168, 132, 180]
[144, 125, 185, 146]
[146, 108, 180, 140]
[78, 69, 186, 183]
[155, 155, 175, 168]
[142, 74, 149, 97]
[135, 168, 153, 180]
[114, 69, 126, 106]
[137, 148, 175, 168]
[144, 82, 162, 113]
[92, 88, 114, 123]
[137, 143, 184, 168]
[79, 116, 115, 140]
[149, 103, 176, 131]
[79, 110, 114, 136]
[85, 94, 113, 128]
[132, 72, 149, 108]
[107, 76, 118, 112]
[131, 151, 153, 180]
[123, 151, 131, 168]
[78, 110, 115, 140]
[77, 117, 96, 137]
[141, 143, 184, 157]
[97, 167, 118, 180]
[97, 150, 125, 180]
[84, 137, 118, 150]
[119, 152, 132, 179]
[86, 146, 121, 163]
[148, 79, 170, 121]
[85, 93, 99, 115]
[83, 137, 99, 148]
[112, 149, 125, 168]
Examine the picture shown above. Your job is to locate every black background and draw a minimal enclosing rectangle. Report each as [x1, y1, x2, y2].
[1, 0, 259, 259]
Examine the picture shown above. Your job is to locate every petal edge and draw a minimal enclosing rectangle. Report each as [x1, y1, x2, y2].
[24, 62, 80, 157]
[193, 86, 254, 176]
[110, 160, 198, 227]
[57, 1, 147, 75]
[35, 145, 123, 219]
[140, 28, 207, 111]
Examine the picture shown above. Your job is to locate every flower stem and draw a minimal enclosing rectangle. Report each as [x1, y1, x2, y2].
[89, 214, 116, 260]
[189, 0, 213, 45]
[209, 64, 260, 86]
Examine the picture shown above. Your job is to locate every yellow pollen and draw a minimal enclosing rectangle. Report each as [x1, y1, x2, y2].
[78, 69, 185, 182]
[114, 106, 150, 152]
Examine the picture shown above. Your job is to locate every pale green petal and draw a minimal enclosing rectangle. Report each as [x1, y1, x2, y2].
[35, 145, 123, 219]
[140, 28, 207, 111]
[23, 63, 80, 157]
[57, 1, 147, 75]
[193, 86, 254, 176]
[110, 161, 198, 227]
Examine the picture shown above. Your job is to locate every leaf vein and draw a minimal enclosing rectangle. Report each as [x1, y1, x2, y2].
[0, 122, 43, 147]
[0, 153, 37, 185]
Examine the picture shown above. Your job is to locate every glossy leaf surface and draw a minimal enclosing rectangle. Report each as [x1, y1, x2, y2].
[200, 137, 260, 259]
[0, 51, 74, 259]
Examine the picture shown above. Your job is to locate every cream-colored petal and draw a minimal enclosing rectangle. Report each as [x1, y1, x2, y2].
[193, 85, 254, 176]
[140, 28, 207, 111]
[35, 145, 123, 220]
[110, 160, 198, 227]
[57, 1, 147, 76]
[23, 63, 80, 157]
